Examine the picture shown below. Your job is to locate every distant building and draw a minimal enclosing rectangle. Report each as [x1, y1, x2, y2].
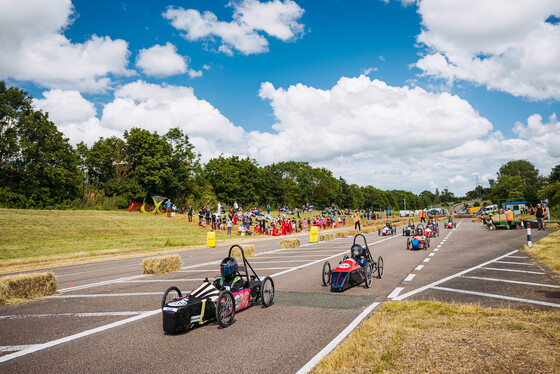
[503, 201, 527, 215]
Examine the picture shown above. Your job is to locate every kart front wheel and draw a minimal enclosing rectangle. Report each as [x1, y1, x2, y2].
[364, 263, 373, 288]
[261, 276, 274, 307]
[377, 256, 384, 278]
[322, 261, 332, 286]
[216, 290, 235, 328]
[378, 228, 380, 236]
[406, 238, 411, 250]
[161, 286, 182, 309]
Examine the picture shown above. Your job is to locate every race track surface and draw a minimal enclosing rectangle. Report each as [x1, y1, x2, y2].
[0, 220, 556, 373]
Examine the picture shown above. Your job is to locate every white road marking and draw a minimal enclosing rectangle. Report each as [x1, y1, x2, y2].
[118, 279, 207, 283]
[423, 258, 431, 263]
[49, 292, 190, 298]
[296, 301, 381, 374]
[0, 312, 146, 320]
[387, 287, 404, 299]
[461, 276, 560, 288]
[394, 250, 520, 301]
[506, 255, 528, 259]
[481, 267, 545, 275]
[404, 274, 416, 282]
[428, 252, 435, 257]
[492, 261, 534, 266]
[55, 264, 138, 278]
[0, 310, 161, 363]
[0, 345, 36, 352]
[415, 265, 424, 271]
[431, 286, 560, 308]
[58, 274, 150, 293]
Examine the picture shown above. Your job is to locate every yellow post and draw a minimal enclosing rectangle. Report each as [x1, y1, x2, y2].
[207, 231, 215, 247]
[309, 226, 319, 243]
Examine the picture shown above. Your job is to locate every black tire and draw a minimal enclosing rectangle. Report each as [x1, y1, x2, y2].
[426, 238, 430, 249]
[407, 238, 410, 250]
[364, 263, 373, 288]
[161, 286, 182, 309]
[322, 261, 331, 286]
[402, 229, 405, 236]
[378, 228, 380, 236]
[261, 276, 274, 307]
[377, 256, 384, 278]
[216, 290, 235, 328]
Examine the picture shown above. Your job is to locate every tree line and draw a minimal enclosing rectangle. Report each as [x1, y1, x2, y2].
[1, 81, 558, 215]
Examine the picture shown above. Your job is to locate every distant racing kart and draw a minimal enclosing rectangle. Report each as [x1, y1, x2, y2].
[426, 219, 439, 237]
[161, 245, 274, 334]
[406, 224, 430, 250]
[402, 219, 415, 236]
[322, 234, 383, 292]
[378, 220, 395, 236]
[445, 218, 456, 229]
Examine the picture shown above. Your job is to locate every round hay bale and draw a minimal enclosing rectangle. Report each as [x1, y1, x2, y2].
[0, 272, 57, 304]
[142, 255, 182, 275]
[230, 245, 255, 259]
[336, 231, 348, 239]
[320, 233, 334, 241]
[280, 238, 300, 249]
[348, 229, 359, 236]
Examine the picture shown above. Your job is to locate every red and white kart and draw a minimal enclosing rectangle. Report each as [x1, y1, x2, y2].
[445, 218, 456, 229]
[406, 224, 430, 250]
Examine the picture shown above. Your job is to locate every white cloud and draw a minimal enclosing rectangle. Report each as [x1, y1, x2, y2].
[0, 0, 131, 92]
[163, 0, 304, 55]
[414, 0, 560, 100]
[136, 43, 187, 77]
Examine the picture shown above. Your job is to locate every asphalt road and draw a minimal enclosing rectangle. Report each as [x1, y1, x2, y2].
[0, 220, 556, 374]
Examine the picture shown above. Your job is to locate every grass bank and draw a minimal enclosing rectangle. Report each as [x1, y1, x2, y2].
[313, 301, 560, 373]
[525, 229, 560, 273]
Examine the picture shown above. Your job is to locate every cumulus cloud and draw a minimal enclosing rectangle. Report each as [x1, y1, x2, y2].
[163, 0, 305, 55]
[136, 43, 187, 77]
[0, 0, 131, 92]
[414, 0, 560, 100]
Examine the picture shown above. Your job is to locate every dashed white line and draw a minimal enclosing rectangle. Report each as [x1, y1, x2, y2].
[428, 252, 435, 257]
[423, 258, 431, 263]
[404, 274, 416, 282]
[0, 312, 146, 320]
[387, 287, 404, 299]
[415, 265, 424, 271]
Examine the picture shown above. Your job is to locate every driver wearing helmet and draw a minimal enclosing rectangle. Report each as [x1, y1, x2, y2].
[213, 257, 244, 292]
[351, 244, 368, 267]
[416, 227, 424, 236]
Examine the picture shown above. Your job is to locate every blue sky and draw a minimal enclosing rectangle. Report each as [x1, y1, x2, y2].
[2, 0, 559, 195]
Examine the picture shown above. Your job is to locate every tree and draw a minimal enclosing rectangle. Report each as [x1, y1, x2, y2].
[549, 164, 560, 183]
[496, 160, 541, 204]
[0, 82, 83, 207]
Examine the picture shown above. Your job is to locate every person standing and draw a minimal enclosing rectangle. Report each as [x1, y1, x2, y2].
[234, 200, 239, 212]
[535, 203, 546, 230]
[227, 218, 232, 235]
[188, 205, 193, 222]
[165, 199, 172, 217]
[354, 212, 361, 232]
[506, 207, 514, 229]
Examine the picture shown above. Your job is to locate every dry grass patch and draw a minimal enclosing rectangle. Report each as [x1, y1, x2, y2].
[336, 231, 348, 239]
[524, 230, 560, 272]
[142, 255, 182, 275]
[281, 238, 300, 248]
[312, 301, 560, 374]
[230, 245, 255, 259]
[348, 229, 359, 236]
[0, 272, 57, 304]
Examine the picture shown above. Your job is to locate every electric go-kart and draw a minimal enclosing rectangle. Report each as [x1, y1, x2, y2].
[445, 218, 456, 229]
[378, 220, 395, 236]
[406, 224, 430, 250]
[161, 245, 274, 334]
[402, 219, 416, 236]
[321, 234, 383, 292]
[426, 219, 439, 237]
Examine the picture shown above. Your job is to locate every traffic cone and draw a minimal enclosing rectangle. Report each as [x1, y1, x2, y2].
[520, 220, 524, 228]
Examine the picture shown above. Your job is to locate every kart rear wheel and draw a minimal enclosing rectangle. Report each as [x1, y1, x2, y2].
[377, 256, 384, 278]
[261, 276, 275, 307]
[322, 261, 332, 286]
[377, 256, 383, 279]
[378, 228, 380, 236]
[216, 290, 235, 328]
[364, 263, 373, 288]
[161, 286, 182, 309]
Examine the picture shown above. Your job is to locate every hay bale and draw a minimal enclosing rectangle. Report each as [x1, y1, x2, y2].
[320, 233, 334, 241]
[281, 238, 300, 248]
[336, 231, 348, 239]
[142, 255, 182, 275]
[230, 245, 255, 259]
[0, 272, 57, 304]
[348, 229, 359, 236]
[362, 227, 373, 234]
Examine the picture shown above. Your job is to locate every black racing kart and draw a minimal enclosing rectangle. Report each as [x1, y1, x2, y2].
[321, 234, 384, 292]
[161, 245, 274, 334]
[402, 219, 415, 236]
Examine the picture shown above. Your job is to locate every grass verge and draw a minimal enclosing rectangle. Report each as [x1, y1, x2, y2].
[524, 229, 560, 273]
[312, 301, 560, 374]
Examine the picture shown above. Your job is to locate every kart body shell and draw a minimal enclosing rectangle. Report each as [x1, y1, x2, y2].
[322, 234, 383, 292]
[161, 244, 274, 334]
[407, 224, 430, 250]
